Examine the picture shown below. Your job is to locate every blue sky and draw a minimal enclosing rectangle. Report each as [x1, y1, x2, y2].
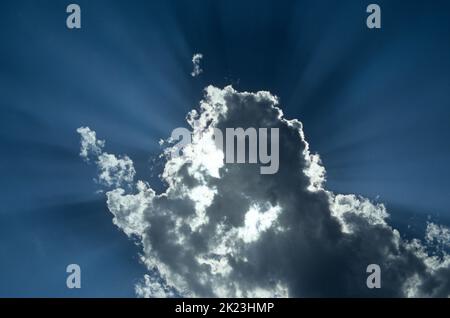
[1, 0, 450, 297]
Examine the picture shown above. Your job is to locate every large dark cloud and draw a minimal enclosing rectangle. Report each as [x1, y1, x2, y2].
[78, 86, 450, 297]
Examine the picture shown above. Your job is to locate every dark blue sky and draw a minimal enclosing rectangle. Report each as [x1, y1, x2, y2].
[1, 0, 450, 297]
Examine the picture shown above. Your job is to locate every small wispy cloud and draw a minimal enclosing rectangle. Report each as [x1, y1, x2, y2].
[77, 127, 135, 188]
[191, 53, 203, 77]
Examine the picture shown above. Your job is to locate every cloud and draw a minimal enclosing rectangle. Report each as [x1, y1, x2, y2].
[77, 127, 135, 188]
[78, 86, 450, 297]
[77, 127, 105, 160]
[191, 53, 203, 77]
[426, 222, 450, 249]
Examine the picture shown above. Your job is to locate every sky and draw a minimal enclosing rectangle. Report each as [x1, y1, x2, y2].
[0, 0, 450, 297]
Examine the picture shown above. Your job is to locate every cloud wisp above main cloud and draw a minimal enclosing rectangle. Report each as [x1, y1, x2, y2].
[191, 53, 203, 77]
[77, 85, 450, 297]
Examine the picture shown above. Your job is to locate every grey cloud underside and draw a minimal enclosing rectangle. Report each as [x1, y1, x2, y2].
[78, 86, 450, 297]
